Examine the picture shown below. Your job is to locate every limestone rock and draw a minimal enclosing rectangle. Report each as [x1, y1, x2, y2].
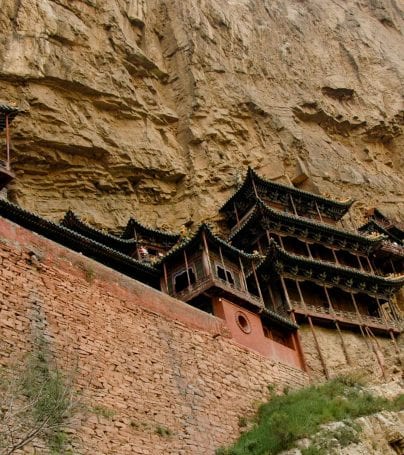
[0, 0, 403, 230]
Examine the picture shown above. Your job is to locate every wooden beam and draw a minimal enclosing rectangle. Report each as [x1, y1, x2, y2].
[365, 326, 387, 380]
[323, 286, 351, 365]
[308, 316, 330, 379]
[252, 262, 264, 304]
[233, 201, 240, 228]
[5, 114, 10, 170]
[163, 263, 169, 293]
[289, 194, 298, 216]
[218, 246, 227, 283]
[314, 201, 323, 222]
[183, 250, 191, 289]
[202, 230, 213, 276]
[279, 276, 292, 312]
[238, 256, 248, 292]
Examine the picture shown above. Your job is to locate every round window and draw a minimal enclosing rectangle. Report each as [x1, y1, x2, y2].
[235, 311, 251, 334]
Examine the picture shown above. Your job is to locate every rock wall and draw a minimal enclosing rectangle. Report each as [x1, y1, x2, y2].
[0, 0, 403, 230]
[0, 216, 308, 454]
[299, 323, 403, 381]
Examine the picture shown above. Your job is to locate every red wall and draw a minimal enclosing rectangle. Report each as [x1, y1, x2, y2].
[213, 298, 303, 369]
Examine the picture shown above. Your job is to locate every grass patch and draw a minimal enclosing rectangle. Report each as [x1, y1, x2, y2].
[217, 375, 404, 455]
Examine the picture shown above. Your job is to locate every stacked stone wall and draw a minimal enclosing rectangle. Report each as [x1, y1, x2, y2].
[0, 217, 308, 454]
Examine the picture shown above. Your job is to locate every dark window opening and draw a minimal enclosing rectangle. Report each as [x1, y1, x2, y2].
[174, 268, 196, 293]
[216, 265, 235, 285]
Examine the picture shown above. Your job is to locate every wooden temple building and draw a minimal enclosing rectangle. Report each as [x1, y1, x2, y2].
[0, 103, 20, 190]
[0, 161, 402, 374]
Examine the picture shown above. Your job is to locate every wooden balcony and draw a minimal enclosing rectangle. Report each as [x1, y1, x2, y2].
[171, 273, 264, 310]
[291, 300, 401, 333]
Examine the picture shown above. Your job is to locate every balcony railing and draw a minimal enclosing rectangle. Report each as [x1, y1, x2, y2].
[291, 300, 402, 332]
[171, 273, 263, 309]
[380, 241, 404, 257]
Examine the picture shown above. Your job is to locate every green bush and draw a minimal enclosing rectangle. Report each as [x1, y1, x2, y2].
[217, 376, 404, 455]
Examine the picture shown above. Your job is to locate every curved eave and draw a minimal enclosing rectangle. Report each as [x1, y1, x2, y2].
[229, 199, 382, 251]
[157, 223, 263, 268]
[256, 241, 404, 295]
[220, 167, 354, 216]
[261, 307, 298, 330]
[0, 200, 159, 284]
[250, 167, 354, 212]
[219, 169, 252, 214]
[0, 104, 20, 132]
[121, 217, 180, 244]
[359, 220, 402, 245]
[61, 211, 137, 253]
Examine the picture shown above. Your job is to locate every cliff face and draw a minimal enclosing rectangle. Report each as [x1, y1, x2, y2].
[0, 0, 403, 230]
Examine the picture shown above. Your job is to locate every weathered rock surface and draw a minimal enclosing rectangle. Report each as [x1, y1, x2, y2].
[0, 0, 403, 230]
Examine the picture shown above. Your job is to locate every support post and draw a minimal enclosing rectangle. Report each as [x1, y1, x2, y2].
[314, 201, 323, 222]
[238, 256, 248, 292]
[308, 316, 330, 379]
[323, 286, 351, 365]
[365, 326, 387, 380]
[218, 246, 227, 283]
[366, 256, 374, 274]
[295, 279, 308, 313]
[305, 242, 313, 258]
[202, 230, 213, 277]
[183, 250, 191, 289]
[233, 201, 240, 228]
[350, 292, 371, 349]
[356, 254, 365, 271]
[289, 194, 298, 216]
[163, 263, 169, 294]
[252, 262, 264, 304]
[266, 229, 272, 247]
[331, 249, 339, 265]
[5, 114, 10, 170]
[280, 276, 292, 312]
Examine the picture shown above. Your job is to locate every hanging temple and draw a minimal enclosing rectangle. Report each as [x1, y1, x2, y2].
[0, 104, 403, 375]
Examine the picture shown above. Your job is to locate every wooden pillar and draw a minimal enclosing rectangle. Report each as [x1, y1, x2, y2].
[280, 276, 292, 312]
[376, 298, 400, 356]
[331, 249, 339, 265]
[238, 256, 248, 292]
[251, 174, 258, 197]
[278, 235, 285, 249]
[218, 246, 227, 283]
[365, 326, 387, 380]
[291, 330, 310, 374]
[390, 259, 397, 274]
[5, 114, 10, 170]
[305, 242, 313, 258]
[350, 292, 370, 348]
[267, 284, 276, 310]
[289, 194, 298, 216]
[323, 286, 351, 365]
[295, 279, 307, 313]
[202, 230, 213, 276]
[314, 201, 323, 222]
[163, 263, 169, 293]
[365, 256, 375, 274]
[308, 316, 330, 379]
[183, 250, 191, 289]
[134, 227, 141, 261]
[266, 229, 272, 247]
[256, 237, 264, 254]
[356, 254, 365, 271]
[233, 201, 240, 228]
[251, 262, 264, 303]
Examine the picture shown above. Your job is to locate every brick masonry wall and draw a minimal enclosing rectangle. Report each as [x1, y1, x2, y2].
[0, 217, 308, 455]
